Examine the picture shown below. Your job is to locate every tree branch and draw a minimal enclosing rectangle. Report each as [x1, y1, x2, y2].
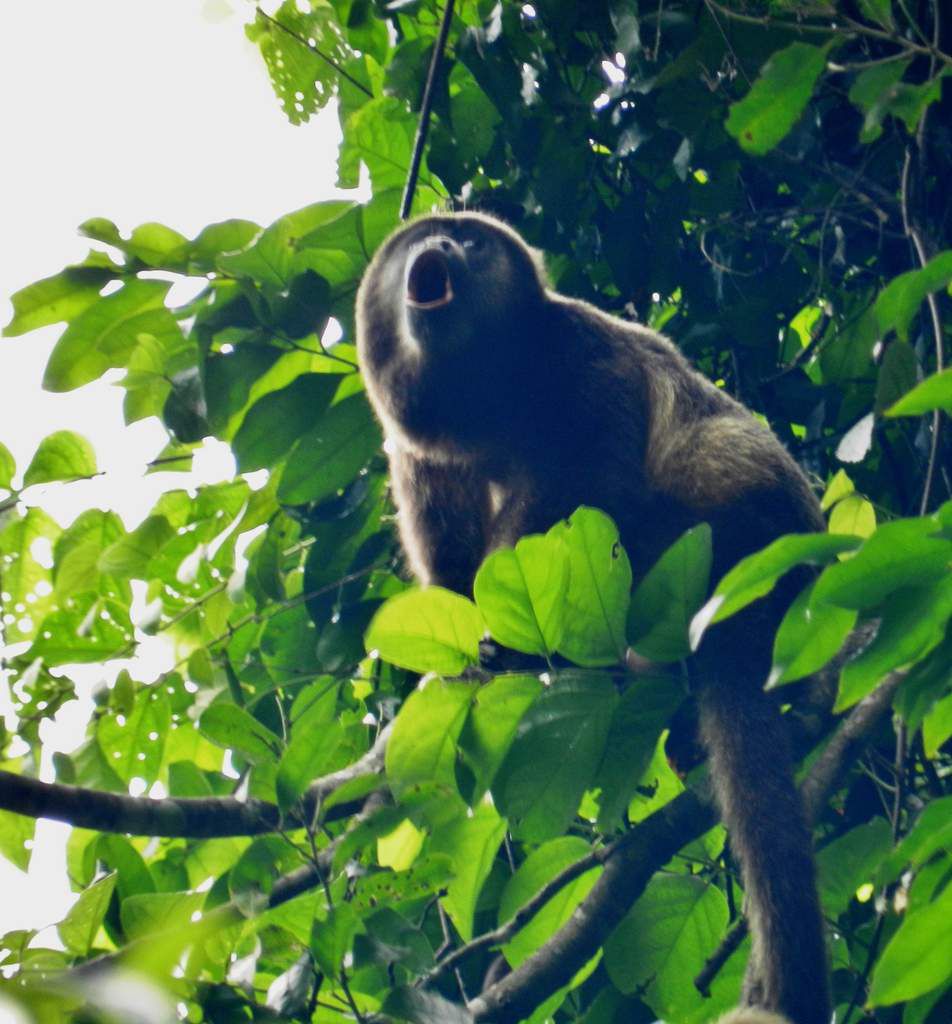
[470, 672, 903, 1023]
[0, 723, 391, 838]
[400, 0, 456, 220]
[467, 791, 717, 1022]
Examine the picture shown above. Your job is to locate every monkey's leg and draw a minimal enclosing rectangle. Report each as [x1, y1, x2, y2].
[388, 448, 490, 595]
[698, 650, 830, 1024]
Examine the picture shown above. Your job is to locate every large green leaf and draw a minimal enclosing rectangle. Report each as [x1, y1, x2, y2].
[812, 518, 952, 610]
[836, 575, 952, 711]
[43, 279, 174, 392]
[430, 800, 507, 942]
[493, 673, 617, 842]
[550, 509, 631, 666]
[498, 836, 602, 969]
[628, 524, 711, 662]
[691, 533, 860, 647]
[769, 581, 858, 687]
[58, 873, 117, 955]
[604, 873, 728, 1020]
[874, 250, 952, 342]
[3, 265, 113, 337]
[199, 704, 284, 765]
[474, 532, 569, 656]
[23, 431, 98, 487]
[232, 371, 341, 472]
[277, 393, 382, 505]
[887, 367, 952, 417]
[386, 678, 477, 801]
[457, 674, 543, 802]
[868, 878, 952, 1006]
[726, 42, 831, 155]
[365, 587, 483, 676]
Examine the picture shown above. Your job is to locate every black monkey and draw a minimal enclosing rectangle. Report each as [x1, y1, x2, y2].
[356, 212, 829, 1024]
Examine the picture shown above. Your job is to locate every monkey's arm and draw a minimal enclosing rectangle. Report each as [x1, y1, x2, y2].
[388, 448, 490, 595]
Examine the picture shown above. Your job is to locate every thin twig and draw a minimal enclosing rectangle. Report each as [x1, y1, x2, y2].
[400, 0, 456, 220]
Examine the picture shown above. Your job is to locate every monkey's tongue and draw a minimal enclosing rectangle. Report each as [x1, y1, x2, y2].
[407, 250, 454, 308]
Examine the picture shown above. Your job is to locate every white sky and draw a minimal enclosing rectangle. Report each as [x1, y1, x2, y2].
[0, 0, 355, 939]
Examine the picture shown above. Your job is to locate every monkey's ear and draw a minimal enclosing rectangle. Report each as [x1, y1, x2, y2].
[715, 1011, 794, 1024]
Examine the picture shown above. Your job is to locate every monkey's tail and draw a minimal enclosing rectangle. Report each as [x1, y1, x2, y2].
[698, 678, 830, 1024]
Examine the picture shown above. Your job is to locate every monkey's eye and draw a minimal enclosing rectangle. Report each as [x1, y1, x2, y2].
[461, 235, 485, 252]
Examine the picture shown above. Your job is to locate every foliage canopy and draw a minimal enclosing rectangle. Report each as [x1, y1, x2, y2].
[1, 2, 952, 1023]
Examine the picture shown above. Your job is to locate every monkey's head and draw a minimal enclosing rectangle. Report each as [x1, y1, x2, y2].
[356, 212, 548, 450]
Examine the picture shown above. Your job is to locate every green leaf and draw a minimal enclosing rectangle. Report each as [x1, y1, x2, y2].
[604, 873, 728, 1020]
[386, 678, 477, 800]
[23, 430, 98, 487]
[53, 508, 125, 598]
[458, 674, 543, 801]
[812, 518, 952, 610]
[310, 903, 364, 978]
[98, 515, 175, 579]
[365, 587, 483, 676]
[382, 987, 474, 1024]
[593, 674, 685, 829]
[875, 250, 952, 342]
[3, 265, 112, 337]
[816, 818, 892, 916]
[628, 524, 712, 662]
[875, 341, 918, 415]
[769, 582, 858, 687]
[827, 494, 876, 539]
[923, 691, 952, 759]
[430, 801, 507, 941]
[120, 890, 205, 940]
[276, 718, 344, 812]
[199, 704, 283, 765]
[868, 878, 952, 1005]
[493, 673, 617, 842]
[247, 3, 350, 126]
[858, 0, 894, 29]
[877, 796, 952, 885]
[820, 469, 855, 511]
[0, 441, 14, 490]
[352, 855, 455, 913]
[498, 836, 602, 969]
[232, 372, 341, 472]
[58, 873, 117, 955]
[0, 809, 35, 872]
[277, 393, 382, 505]
[474, 533, 569, 656]
[30, 594, 131, 665]
[96, 686, 171, 785]
[837, 576, 952, 711]
[848, 59, 910, 143]
[726, 42, 832, 155]
[0, 507, 60, 644]
[691, 534, 860, 647]
[43, 279, 173, 392]
[124, 222, 189, 267]
[887, 367, 952, 417]
[550, 509, 632, 666]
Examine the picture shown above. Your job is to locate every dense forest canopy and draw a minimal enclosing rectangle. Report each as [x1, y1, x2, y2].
[1, 2, 951, 1023]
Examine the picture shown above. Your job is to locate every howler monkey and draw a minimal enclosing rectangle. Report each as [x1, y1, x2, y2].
[356, 212, 830, 1024]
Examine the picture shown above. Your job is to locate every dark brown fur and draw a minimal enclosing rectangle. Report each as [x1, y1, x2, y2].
[357, 212, 829, 1024]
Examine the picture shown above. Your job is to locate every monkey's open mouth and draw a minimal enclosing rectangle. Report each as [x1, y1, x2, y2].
[407, 250, 454, 309]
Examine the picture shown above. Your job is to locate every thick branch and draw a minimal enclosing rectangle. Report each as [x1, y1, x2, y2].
[467, 791, 717, 1022]
[472, 673, 903, 1023]
[0, 724, 391, 838]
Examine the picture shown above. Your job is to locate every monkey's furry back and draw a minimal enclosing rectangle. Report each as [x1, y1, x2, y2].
[356, 211, 829, 1024]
